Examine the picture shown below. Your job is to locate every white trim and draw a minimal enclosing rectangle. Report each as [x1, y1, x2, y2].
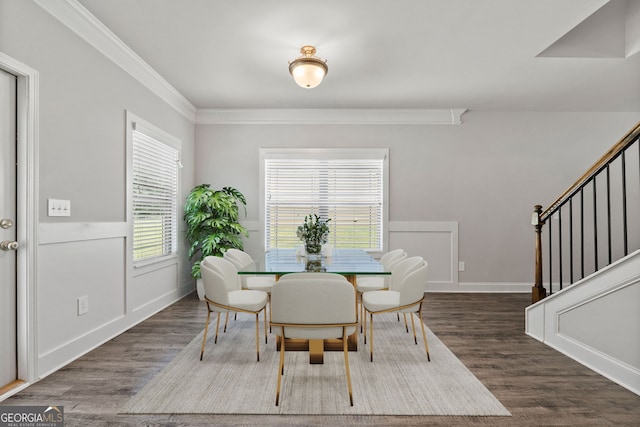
[36, 286, 190, 381]
[0, 52, 39, 391]
[526, 249, 640, 396]
[259, 148, 389, 252]
[389, 221, 459, 290]
[126, 111, 183, 311]
[196, 108, 467, 125]
[33, 0, 196, 122]
[456, 282, 532, 293]
[39, 222, 126, 244]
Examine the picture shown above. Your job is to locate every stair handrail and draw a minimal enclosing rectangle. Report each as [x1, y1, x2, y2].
[540, 122, 640, 222]
[532, 121, 640, 303]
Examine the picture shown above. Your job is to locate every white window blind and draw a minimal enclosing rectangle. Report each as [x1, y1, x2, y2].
[265, 153, 385, 251]
[132, 128, 179, 263]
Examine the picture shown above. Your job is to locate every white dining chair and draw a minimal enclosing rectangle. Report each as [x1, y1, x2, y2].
[199, 256, 268, 362]
[356, 249, 407, 332]
[224, 249, 276, 327]
[356, 248, 406, 293]
[270, 275, 358, 406]
[362, 257, 430, 362]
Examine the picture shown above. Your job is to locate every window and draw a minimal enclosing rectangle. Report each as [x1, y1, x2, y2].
[262, 149, 388, 251]
[128, 113, 180, 265]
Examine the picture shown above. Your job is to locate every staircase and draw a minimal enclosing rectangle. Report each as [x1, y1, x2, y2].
[525, 122, 640, 396]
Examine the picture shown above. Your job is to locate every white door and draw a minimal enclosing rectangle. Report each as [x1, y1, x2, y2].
[0, 68, 18, 389]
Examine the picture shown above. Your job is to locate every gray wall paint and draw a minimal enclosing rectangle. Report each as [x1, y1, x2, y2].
[195, 112, 638, 284]
[0, 0, 195, 222]
[1, 0, 195, 375]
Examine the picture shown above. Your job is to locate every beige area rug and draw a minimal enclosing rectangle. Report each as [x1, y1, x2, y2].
[122, 313, 511, 416]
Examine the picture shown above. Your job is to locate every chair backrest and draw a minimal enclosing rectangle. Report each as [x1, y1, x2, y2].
[271, 276, 356, 340]
[389, 256, 424, 291]
[224, 248, 253, 268]
[380, 248, 406, 268]
[278, 272, 348, 282]
[398, 259, 428, 307]
[202, 256, 241, 292]
[200, 259, 233, 306]
[223, 250, 256, 288]
[382, 252, 408, 287]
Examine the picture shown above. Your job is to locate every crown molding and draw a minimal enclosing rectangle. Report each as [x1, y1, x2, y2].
[34, 0, 197, 123]
[195, 108, 467, 125]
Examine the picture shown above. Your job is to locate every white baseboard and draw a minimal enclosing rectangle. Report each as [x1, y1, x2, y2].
[427, 282, 531, 293]
[37, 286, 191, 379]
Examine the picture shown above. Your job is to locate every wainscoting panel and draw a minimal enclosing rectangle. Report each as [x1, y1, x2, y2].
[526, 249, 640, 395]
[129, 263, 179, 314]
[37, 236, 126, 375]
[388, 221, 459, 291]
[36, 222, 191, 378]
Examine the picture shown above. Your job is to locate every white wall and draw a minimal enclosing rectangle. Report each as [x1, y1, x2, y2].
[195, 112, 639, 290]
[0, 0, 195, 379]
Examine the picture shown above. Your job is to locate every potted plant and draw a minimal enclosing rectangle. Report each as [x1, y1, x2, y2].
[184, 184, 248, 298]
[296, 214, 331, 270]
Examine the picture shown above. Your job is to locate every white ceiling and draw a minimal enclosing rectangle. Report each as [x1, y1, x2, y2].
[75, 0, 640, 112]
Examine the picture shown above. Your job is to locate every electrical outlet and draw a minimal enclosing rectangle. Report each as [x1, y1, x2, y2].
[77, 295, 89, 316]
[458, 261, 465, 272]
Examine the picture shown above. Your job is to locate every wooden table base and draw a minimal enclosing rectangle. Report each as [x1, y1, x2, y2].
[276, 333, 358, 364]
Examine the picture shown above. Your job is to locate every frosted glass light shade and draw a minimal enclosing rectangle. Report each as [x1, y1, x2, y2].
[289, 46, 328, 89]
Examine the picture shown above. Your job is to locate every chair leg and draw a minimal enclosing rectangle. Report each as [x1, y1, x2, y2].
[342, 327, 354, 406]
[275, 327, 286, 406]
[369, 313, 374, 362]
[358, 292, 363, 333]
[404, 313, 409, 333]
[224, 311, 230, 333]
[418, 312, 431, 362]
[214, 312, 221, 344]
[199, 309, 211, 361]
[255, 313, 261, 362]
[363, 305, 367, 344]
[268, 294, 272, 333]
[410, 312, 418, 344]
[263, 307, 268, 344]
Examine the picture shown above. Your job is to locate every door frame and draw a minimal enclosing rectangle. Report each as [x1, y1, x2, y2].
[0, 52, 39, 394]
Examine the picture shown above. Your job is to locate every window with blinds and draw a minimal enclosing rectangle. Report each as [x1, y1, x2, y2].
[263, 149, 387, 251]
[131, 125, 179, 264]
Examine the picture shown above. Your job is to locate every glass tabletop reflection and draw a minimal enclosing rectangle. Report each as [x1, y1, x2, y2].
[238, 248, 389, 276]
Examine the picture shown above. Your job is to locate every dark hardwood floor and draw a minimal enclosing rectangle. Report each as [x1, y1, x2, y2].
[3, 292, 639, 426]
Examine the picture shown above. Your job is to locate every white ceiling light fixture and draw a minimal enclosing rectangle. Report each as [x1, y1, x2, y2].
[288, 46, 328, 89]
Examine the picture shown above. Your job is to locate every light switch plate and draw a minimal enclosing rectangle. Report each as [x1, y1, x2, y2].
[48, 198, 71, 217]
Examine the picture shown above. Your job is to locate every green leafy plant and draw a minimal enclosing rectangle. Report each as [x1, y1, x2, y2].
[184, 184, 248, 278]
[296, 214, 331, 254]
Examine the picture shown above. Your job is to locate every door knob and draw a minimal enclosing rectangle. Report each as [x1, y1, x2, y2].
[0, 219, 13, 229]
[0, 240, 19, 251]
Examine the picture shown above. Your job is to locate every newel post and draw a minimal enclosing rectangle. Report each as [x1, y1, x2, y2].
[532, 205, 547, 303]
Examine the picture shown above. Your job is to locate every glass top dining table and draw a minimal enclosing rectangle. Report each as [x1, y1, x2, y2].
[238, 248, 387, 362]
[237, 248, 390, 278]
